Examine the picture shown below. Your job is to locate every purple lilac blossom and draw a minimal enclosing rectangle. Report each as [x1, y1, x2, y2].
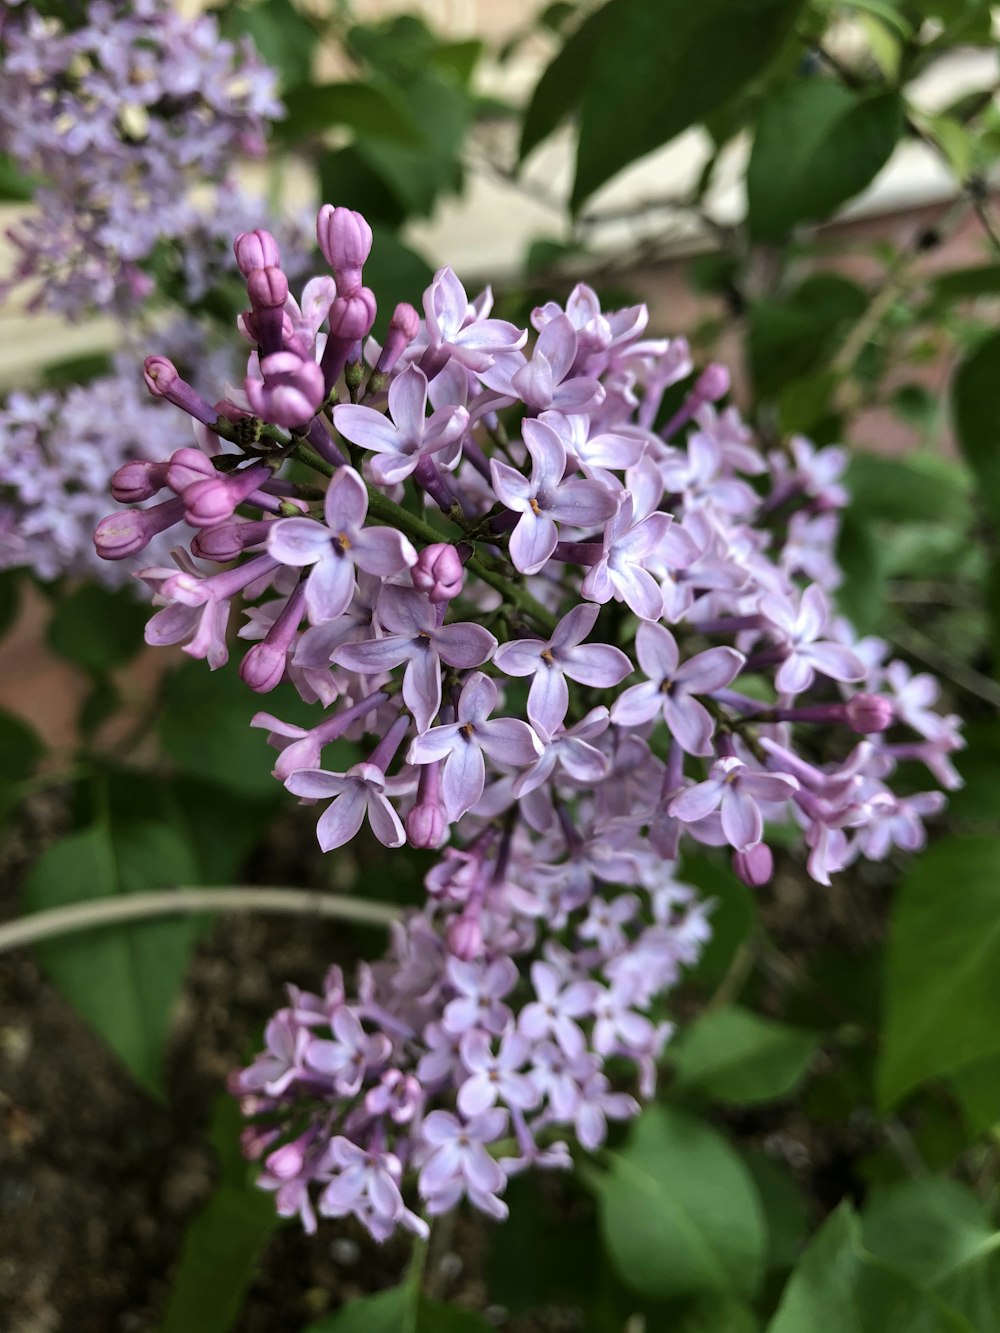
[96, 202, 963, 1243]
[0, 2, 283, 315]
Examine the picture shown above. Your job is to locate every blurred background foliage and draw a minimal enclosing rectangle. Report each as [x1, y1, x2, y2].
[6, 1, 1000, 1330]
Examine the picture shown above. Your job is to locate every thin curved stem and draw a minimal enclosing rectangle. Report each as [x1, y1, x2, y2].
[0, 887, 401, 955]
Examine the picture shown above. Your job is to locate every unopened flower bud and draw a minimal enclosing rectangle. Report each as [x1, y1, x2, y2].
[412, 543, 465, 603]
[234, 228, 281, 275]
[143, 356, 218, 425]
[733, 843, 773, 887]
[182, 462, 270, 528]
[245, 351, 325, 429]
[446, 914, 483, 961]
[316, 205, 372, 290]
[406, 799, 448, 849]
[375, 302, 420, 377]
[695, 362, 730, 402]
[143, 355, 179, 397]
[247, 265, 289, 310]
[846, 693, 894, 734]
[166, 446, 215, 495]
[94, 496, 185, 560]
[328, 289, 377, 343]
[111, 459, 169, 504]
[240, 641, 288, 693]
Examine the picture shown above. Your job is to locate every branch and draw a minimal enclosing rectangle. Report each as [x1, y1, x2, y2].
[0, 887, 401, 955]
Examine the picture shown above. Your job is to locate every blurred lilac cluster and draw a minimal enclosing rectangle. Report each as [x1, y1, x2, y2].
[0, 0, 282, 315]
[98, 206, 962, 1238]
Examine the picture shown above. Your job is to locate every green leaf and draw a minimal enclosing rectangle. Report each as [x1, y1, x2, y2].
[862, 1178, 995, 1289]
[748, 81, 902, 241]
[21, 818, 202, 1093]
[741, 1150, 809, 1272]
[221, 0, 316, 89]
[487, 1173, 602, 1313]
[949, 1055, 1000, 1133]
[878, 837, 1000, 1110]
[0, 151, 35, 201]
[845, 453, 971, 526]
[748, 274, 867, 400]
[363, 226, 435, 341]
[836, 511, 888, 636]
[47, 583, 149, 672]
[768, 1204, 974, 1333]
[305, 1287, 491, 1332]
[159, 661, 309, 799]
[671, 1006, 819, 1105]
[679, 852, 758, 990]
[813, 0, 914, 37]
[591, 1105, 766, 1301]
[570, 0, 807, 210]
[519, 3, 615, 161]
[277, 81, 421, 144]
[929, 264, 1000, 303]
[952, 328, 1000, 530]
[160, 1180, 277, 1333]
[0, 708, 44, 824]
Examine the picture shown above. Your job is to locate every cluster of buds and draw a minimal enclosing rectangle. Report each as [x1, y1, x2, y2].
[96, 205, 962, 1240]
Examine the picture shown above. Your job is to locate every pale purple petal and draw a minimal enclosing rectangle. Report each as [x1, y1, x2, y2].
[635, 621, 678, 681]
[510, 510, 558, 575]
[333, 635, 413, 674]
[668, 779, 724, 824]
[610, 681, 661, 727]
[803, 642, 866, 683]
[548, 477, 618, 528]
[403, 647, 442, 733]
[527, 668, 569, 736]
[333, 404, 403, 456]
[493, 638, 545, 676]
[662, 694, 715, 757]
[323, 465, 368, 531]
[367, 791, 406, 847]
[721, 787, 762, 852]
[305, 554, 355, 622]
[267, 518, 330, 567]
[408, 723, 461, 765]
[610, 565, 663, 621]
[459, 672, 498, 725]
[479, 718, 543, 766]
[490, 458, 534, 511]
[443, 739, 486, 819]
[351, 525, 417, 577]
[550, 602, 599, 652]
[316, 785, 368, 850]
[434, 622, 497, 668]
[286, 769, 350, 799]
[674, 645, 744, 694]
[560, 642, 632, 688]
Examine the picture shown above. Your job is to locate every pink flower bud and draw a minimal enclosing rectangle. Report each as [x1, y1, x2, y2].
[412, 542, 465, 603]
[846, 693, 894, 734]
[446, 914, 483, 961]
[182, 462, 271, 528]
[245, 351, 325, 429]
[328, 289, 377, 343]
[406, 798, 448, 849]
[143, 355, 179, 397]
[247, 265, 289, 310]
[191, 519, 271, 562]
[316, 205, 372, 289]
[733, 843, 773, 887]
[375, 302, 421, 376]
[93, 496, 185, 560]
[239, 1125, 280, 1160]
[695, 362, 730, 402]
[240, 641, 288, 693]
[166, 446, 215, 495]
[110, 460, 169, 504]
[143, 356, 219, 425]
[234, 228, 281, 275]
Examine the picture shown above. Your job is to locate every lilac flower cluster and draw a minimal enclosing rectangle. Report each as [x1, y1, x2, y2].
[0, 328, 229, 585]
[97, 205, 962, 1238]
[0, 1, 282, 315]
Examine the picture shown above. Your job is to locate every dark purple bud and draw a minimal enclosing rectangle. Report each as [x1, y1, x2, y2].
[191, 519, 272, 562]
[733, 843, 773, 887]
[846, 693, 894, 734]
[233, 228, 281, 275]
[182, 462, 271, 528]
[247, 265, 289, 310]
[93, 496, 185, 560]
[412, 542, 465, 603]
[111, 459, 169, 504]
[316, 205, 372, 290]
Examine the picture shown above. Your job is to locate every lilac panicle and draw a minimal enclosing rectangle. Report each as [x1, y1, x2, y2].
[98, 200, 962, 1244]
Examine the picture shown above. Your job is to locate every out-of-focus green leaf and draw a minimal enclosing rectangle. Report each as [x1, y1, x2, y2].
[952, 328, 1000, 530]
[928, 264, 1000, 303]
[47, 583, 149, 673]
[845, 453, 971, 526]
[591, 1106, 766, 1301]
[0, 568, 21, 641]
[519, 3, 614, 161]
[679, 852, 758, 990]
[768, 1204, 974, 1332]
[221, 0, 316, 88]
[878, 837, 1000, 1110]
[571, 0, 806, 209]
[813, 0, 913, 37]
[949, 1055, 1000, 1134]
[671, 1006, 819, 1105]
[305, 1287, 491, 1332]
[277, 81, 421, 144]
[21, 818, 202, 1094]
[862, 1178, 995, 1288]
[0, 152, 35, 200]
[0, 708, 43, 824]
[159, 661, 310, 799]
[741, 1150, 809, 1272]
[488, 1174, 603, 1313]
[748, 82, 902, 240]
[318, 146, 407, 229]
[836, 511, 888, 635]
[749, 274, 867, 399]
[363, 226, 434, 341]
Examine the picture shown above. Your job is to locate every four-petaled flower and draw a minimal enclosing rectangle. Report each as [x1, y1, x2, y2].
[668, 757, 799, 852]
[286, 761, 406, 851]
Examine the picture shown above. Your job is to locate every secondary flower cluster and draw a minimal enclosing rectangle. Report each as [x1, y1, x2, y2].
[97, 205, 962, 1238]
[0, 0, 282, 314]
[0, 326, 235, 585]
